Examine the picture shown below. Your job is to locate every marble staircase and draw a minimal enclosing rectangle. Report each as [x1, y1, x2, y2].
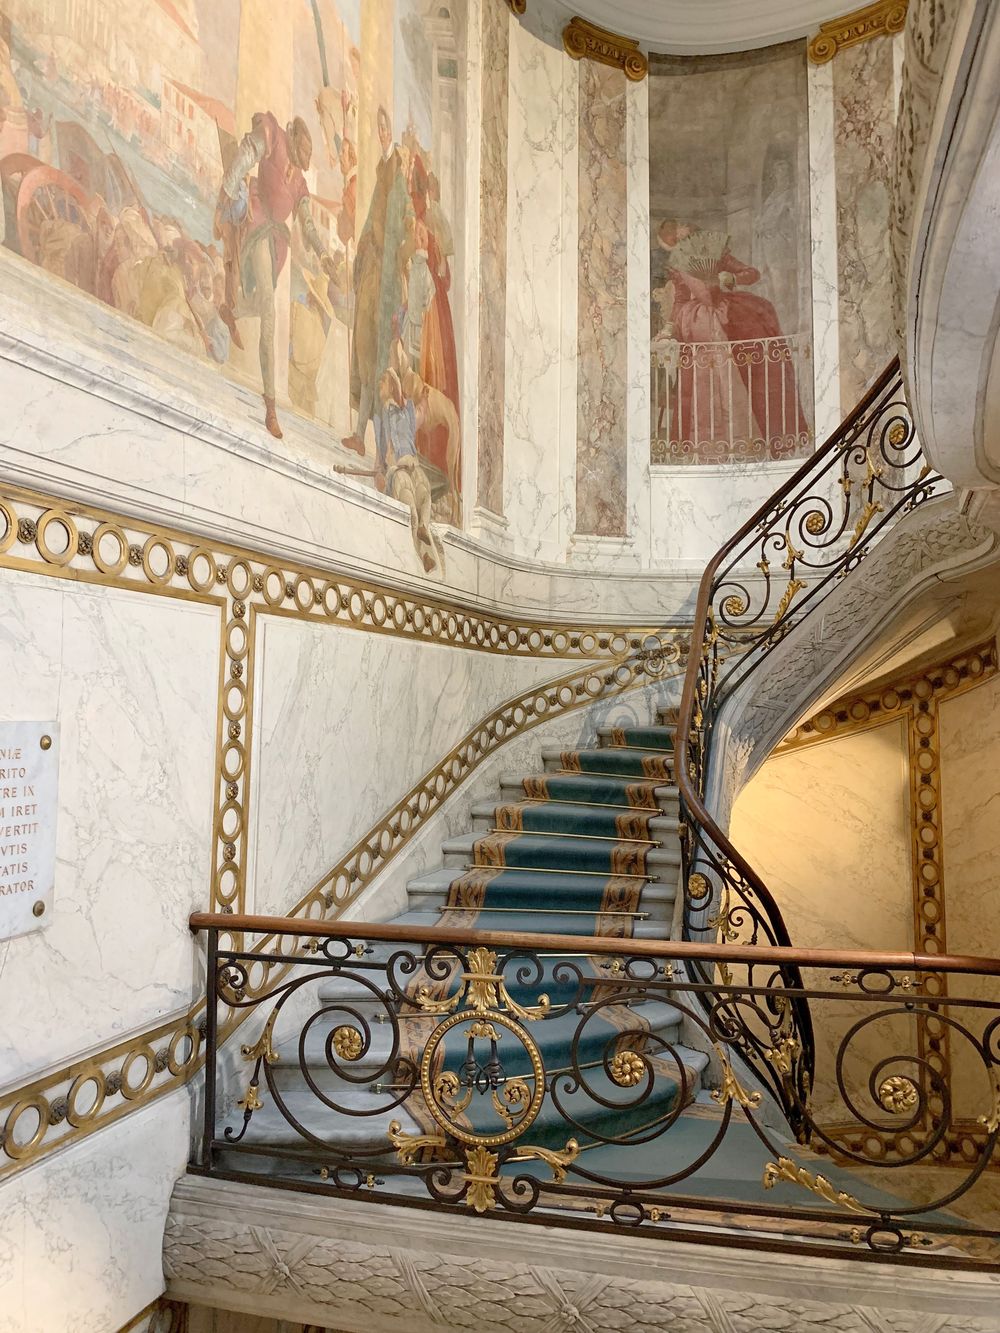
[216, 703, 713, 1175]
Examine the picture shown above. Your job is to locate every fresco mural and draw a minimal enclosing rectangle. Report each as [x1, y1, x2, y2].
[648, 44, 814, 466]
[0, 0, 465, 571]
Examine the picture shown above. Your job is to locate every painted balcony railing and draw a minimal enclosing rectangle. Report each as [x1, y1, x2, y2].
[190, 913, 1000, 1269]
[675, 358, 946, 1128]
[650, 333, 813, 465]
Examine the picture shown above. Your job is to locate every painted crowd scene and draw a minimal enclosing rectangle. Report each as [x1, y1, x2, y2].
[0, 0, 466, 569]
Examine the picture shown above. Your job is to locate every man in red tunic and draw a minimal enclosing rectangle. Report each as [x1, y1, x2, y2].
[216, 112, 341, 441]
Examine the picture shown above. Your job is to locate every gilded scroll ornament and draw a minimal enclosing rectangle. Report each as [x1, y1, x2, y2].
[763, 1156, 868, 1215]
[711, 1050, 764, 1111]
[562, 17, 648, 82]
[609, 1050, 647, 1088]
[765, 1034, 801, 1079]
[808, 0, 908, 64]
[332, 1026, 364, 1062]
[463, 1145, 501, 1213]
[877, 1074, 919, 1114]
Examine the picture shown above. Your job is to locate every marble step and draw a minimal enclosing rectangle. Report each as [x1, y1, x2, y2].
[498, 774, 680, 815]
[540, 746, 673, 777]
[405, 865, 678, 915]
[597, 725, 676, 752]
[437, 833, 681, 883]
[469, 800, 681, 841]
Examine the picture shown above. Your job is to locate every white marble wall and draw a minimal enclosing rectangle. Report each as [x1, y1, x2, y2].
[808, 56, 842, 442]
[940, 672, 1000, 1122]
[730, 721, 914, 1121]
[0, 1092, 189, 1333]
[248, 616, 567, 915]
[502, 4, 579, 563]
[0, 570, 217, 1085]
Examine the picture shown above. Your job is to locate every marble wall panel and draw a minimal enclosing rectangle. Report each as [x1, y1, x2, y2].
[730, 720, 913, 1122]
[477, 0, 511, 519]
[503, 6, 577, 562]
[939, 672, 1000, 1123]
[575, 61, 628, 538]
[808, 56, 842, 442]
[833, 34, 897, 407]
[0, 1092, 189, 1333]
[247, 615, 566, 915]
[0, 571, 217, 1086]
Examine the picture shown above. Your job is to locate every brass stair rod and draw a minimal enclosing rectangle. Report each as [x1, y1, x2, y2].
[440, 905, 649, 919]
[489, 827, 659, 846]
[462, 863, 652, 881]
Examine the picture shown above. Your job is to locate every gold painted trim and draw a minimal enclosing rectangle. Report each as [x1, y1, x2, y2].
[808, 0, 908, 64]
[0, 476, 687, 1182]
[563, 16, 648, 82]
[777, 639, 998, 1165]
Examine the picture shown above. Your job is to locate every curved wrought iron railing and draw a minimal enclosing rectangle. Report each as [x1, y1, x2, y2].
[675, 357, 945, 1130]
[191, 913, 1000, 1268]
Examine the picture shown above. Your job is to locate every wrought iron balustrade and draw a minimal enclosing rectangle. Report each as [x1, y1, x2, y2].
[650, 334, 813, 465]
[191, 913, 1000, 1269]
[673, 358, 946, 1127]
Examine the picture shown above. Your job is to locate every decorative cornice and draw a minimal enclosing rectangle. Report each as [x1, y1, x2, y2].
[563, 16, 648, 82]
[808, 0, 908, 63]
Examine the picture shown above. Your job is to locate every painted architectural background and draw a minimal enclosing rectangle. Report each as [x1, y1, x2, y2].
[648, 43, 814, 466]
[0, 0, 467, 569]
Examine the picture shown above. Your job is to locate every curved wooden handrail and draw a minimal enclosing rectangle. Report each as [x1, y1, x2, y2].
[674, 356, 905, 929]
[188, 911, 1000, 977]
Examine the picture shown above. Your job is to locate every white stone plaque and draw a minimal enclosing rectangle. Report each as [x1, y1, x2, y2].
[0, 721, 59, 941]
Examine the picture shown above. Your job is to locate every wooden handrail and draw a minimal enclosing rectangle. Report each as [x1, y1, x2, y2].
[188, 912, 1000, 977]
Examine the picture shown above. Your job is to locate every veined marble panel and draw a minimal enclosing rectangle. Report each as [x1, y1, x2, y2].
[730, 720, 913, 1122]
[247, 616, 568, 916]
[0, 1092, 188, 1333]
[0, 570, 217, 1086]
[625, 74, 652, 564]
[648, 461, 800, 572]
[833, 35, 897, 407]
[808, 56, 842, 442]
[575, 62, 628, 538]
[476, 0, 511, 519]
[503, 6, 576, 562]
[940, 673, 1000, 1123]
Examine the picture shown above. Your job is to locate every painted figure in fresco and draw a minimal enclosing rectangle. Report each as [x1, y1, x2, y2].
[403, 147, 461, 521]
[344, 105, 413, 456]
[655, 219, 808, 457]
[373, 366, 441, 575]
[215, 112, 340, 441]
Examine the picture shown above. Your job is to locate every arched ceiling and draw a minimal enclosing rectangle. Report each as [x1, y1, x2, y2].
[565, 1, 857, 53]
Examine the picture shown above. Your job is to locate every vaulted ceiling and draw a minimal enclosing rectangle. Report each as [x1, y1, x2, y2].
[567, 1, 858, 52]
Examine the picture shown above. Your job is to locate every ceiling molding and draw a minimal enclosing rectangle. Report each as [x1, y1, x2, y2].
[559, 1, 874, 54]
[563, 16, 648, 81]
[808, 0, 908, 64]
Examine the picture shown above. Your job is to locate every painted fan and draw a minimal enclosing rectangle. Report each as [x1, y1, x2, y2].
[669, 230, 730, 277]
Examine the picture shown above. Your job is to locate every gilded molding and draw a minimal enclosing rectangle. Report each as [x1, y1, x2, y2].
[808, 0, 908, 64]
[563, 17, 648, 83]
[0, 473, 688, 1181]
[779, 638, 998, 1164]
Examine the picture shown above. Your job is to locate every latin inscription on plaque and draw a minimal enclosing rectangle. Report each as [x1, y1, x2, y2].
[0, 721, 59, 941]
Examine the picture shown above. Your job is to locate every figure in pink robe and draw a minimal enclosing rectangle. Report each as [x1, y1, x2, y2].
[656, 220, 808, 460]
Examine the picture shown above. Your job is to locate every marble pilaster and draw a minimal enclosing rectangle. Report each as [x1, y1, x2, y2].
[476, 0, 512, 520]
[808, 55, 842, 442]
[574, 61, 628, 538]
[833, 35, 897, 407]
